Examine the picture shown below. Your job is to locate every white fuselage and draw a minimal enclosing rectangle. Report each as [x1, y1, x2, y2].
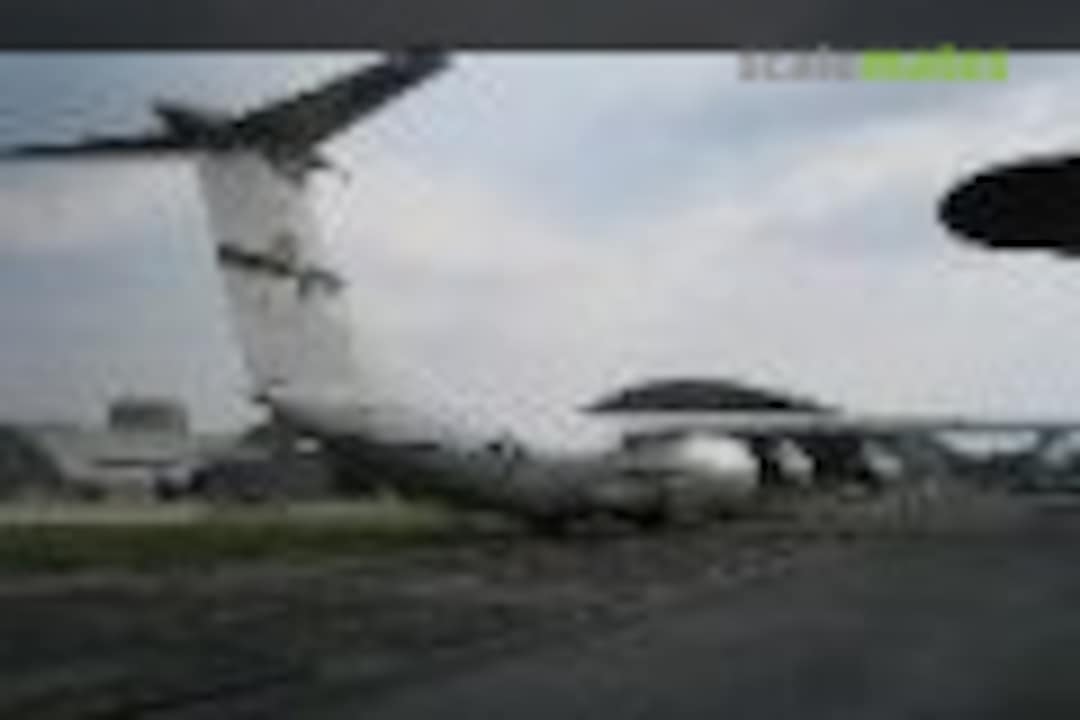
[194, 152, 762, 525]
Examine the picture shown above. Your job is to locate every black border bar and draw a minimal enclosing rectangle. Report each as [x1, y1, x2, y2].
[0, 0, 1076, 49]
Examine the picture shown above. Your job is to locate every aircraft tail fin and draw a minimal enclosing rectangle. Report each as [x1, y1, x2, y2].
[195, 152, 360, 404]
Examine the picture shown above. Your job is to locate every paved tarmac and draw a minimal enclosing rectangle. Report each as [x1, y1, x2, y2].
[8, 494, 1080, 719]
[352, 501, 1080, 720]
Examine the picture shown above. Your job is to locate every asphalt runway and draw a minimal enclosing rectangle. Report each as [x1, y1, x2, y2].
[7, 495, 1080, 719]
[0, 521, 831, 719]
[352, 502, 1080, 720]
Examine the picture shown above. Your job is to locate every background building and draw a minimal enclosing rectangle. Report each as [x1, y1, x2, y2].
[0, 397, 233, 501]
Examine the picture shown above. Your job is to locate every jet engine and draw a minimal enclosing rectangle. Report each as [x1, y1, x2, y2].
[614, 434, 761, 523]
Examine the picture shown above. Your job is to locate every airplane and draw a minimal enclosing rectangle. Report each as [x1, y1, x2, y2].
[6, 50, 1080, 531]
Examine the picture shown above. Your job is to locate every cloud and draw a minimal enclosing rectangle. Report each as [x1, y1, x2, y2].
[7, 54, 1080, 448]
[297, 61, 1080, 448]
[0, 160, 193, 254]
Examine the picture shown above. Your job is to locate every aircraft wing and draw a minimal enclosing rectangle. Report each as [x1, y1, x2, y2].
[1, 133, 187, 159]
[617, 412, 1080, 438]
[231, 48, 449, 150]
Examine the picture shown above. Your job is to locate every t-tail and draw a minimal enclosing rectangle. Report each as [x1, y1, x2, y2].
[0, 49, 449, 424]
[195, 151, 360, 407]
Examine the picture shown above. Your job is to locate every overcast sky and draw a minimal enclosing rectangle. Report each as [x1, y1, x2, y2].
[3, 52, 1080, 449]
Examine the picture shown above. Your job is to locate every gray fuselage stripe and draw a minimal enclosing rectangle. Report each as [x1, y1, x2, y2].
[217, 243, 345, 293]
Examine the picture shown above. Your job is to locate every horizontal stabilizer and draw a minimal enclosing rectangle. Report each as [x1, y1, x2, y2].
[1, 133, 187, 159]
[232, 48, 449, 150]
[0, 48, 450, 166]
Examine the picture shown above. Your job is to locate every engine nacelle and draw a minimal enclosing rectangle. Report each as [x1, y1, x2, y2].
[616, 434, 761, 523]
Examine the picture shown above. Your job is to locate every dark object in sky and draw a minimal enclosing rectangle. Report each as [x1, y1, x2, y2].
[939, 154, 1080, 254]
[585, 378, 835, 414]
